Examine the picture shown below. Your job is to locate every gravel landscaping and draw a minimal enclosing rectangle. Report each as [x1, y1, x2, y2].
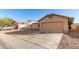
[58, 30, 79, 49]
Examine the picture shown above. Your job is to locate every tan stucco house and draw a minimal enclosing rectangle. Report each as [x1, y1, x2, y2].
[32, 13, 71, 33]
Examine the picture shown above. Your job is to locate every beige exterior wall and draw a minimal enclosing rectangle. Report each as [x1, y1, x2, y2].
[71, 25, 79, 30]
[32, 23, 39, 29]
[71, 25, 77, 30]
[76, 26, 79, 30]
[39, 15, 68, 33]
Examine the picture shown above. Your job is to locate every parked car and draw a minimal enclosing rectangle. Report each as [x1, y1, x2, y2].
[3, 26, 14, 30]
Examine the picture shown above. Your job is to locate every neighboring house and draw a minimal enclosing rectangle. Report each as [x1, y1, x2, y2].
[71, 23, 79, 30]
[17, 21, 28, 30]
[32, 22, 39, 29]
[17, 21, 36, 30]
[32, 13, 71, 33]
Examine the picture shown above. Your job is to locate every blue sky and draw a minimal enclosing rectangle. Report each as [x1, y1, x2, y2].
[0, 9, 79, 23]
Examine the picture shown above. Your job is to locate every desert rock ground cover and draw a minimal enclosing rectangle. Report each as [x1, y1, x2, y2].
[58, 30, 79, 49]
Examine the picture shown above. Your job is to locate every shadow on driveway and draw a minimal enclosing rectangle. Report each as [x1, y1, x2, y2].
[5, 29, 40, 35]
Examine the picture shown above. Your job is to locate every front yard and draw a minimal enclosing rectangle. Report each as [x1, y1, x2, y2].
[1, 29, 79, 49]
[58, 30, 79, 49]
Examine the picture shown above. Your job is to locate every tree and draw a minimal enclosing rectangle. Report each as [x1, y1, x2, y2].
[12, 20, 18, 29]
[0, 17, 14, 26]
[68, 17, 74, 29]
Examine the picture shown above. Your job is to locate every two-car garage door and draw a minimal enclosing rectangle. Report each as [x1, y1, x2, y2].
[41, 21, 63, 33]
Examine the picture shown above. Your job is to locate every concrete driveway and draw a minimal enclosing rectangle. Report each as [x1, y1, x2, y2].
[0, 31, 63, 49]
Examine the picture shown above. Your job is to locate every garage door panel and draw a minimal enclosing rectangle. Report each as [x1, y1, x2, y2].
[42, 22, 63, 33]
